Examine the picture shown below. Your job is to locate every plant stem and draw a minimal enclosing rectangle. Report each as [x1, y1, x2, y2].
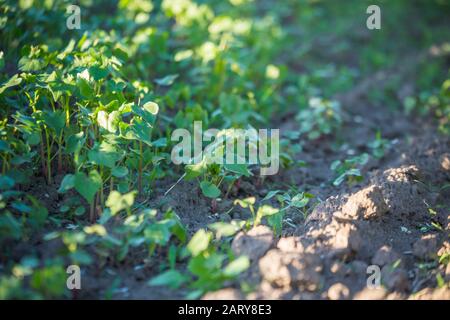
[110, 177, 114, 194]
[45, 129, 52, 184]
[100, 167, 104, 206]
[57, 132, 63, 174]
[224, 179, 236, 199]
[1, 154, 8, 174]
[89, 199, 95, 223]
[65, 96, 70, 126]
[39, 131, 47, 181]
[138, 141, 143, 195]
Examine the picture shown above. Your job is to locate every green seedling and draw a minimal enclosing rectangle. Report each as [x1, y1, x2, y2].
[331, 153, 369, 186]
[368, 131, 390, 159]
[297, 97, 343, 140]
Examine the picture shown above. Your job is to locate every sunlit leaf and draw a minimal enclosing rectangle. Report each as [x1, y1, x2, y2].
[200, 181, 221, 198]
[187, 229, 211, 256]
[106, 191, 136, 216]
[0, 74, 22, 95]
[223, 256, 250, 277]
[148, 269, 188, 289]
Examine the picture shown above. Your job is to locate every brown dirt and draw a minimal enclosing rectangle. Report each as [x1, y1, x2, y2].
[198, 52, 450, 300]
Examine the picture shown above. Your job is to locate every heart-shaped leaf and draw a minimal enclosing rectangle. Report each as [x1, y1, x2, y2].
[187, 229, 211, 256]
[106, 190, 136, 216]
[42, 110, 65, 135]
[148, 269, 188, 289]
[111, 166, 129, 178]
[224, 163, 252, 177]
[58, 174, 75, 193]
[88, 141, 121, 168]
[88, 65, 109, 81]
[97, 110, 120, 133]
[66, 132, 85, 154]
[76, 77, 94, 99]
[223, 256, 250, 277]
[0, 74, 22, 95]
[200, 181, 221, 198]
[142, 101, 159, 115]
[74, 170, 102, 205]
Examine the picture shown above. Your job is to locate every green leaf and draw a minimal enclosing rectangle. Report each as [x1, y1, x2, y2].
[129, 118, 153, 146]
[224, 164, 251, 177]
[185, 160, 207, 180]
[58, 174, 75, 193]
[148, 270, 188, 289]
[188, 252, 225, 276]
[42, 110, 65, 135]
[56, 39, 75, 60]
[262, 190, 281, 201]
[111, 166, 129, 178]
[70, 250, 93, 265]
[0, 213, 22, 240]
[34, 213, 49, 234]
[132, 102, 158, 125]
[0, 175, 15, 190]
[89, 66, 109, 81]
[330, 160, 341, 171]
[105, 191, 136, 216]
[88, 142, 121, 168]
[30, 265, 66, 297]
[113, 47, 129, 62]
[333, 173, 347, 186]
[142, 101, 159, 115]
[267, 211, 283, 236]
[18, 57, 46, 72]
[234, 197, 255, 208]
[208, 221, 244, 238]
[436, 273, 445, 288]
[97, 110, 120, 133]
[151, 137, 167, 148]
[66, 132, 85, 154]
[223, 256, 250, 277]
[164, 210, 187, 243]
[255, 205, 279, 225]
[200, 181, 221, 198]
[0, 140, 11, 153]
[77, 77, 94, 99]
[290, 194, 309, 208]
[144, 222, 172, 245]
[0, 74, 22, 95]
[185, 290, 204, 300]
[12, 202, 32, 213]
[84, 224, 107, 236]
[74, 206, 86, 216]
[98, 208, 112, 225]
[346, 168, 362, 177]
[187, 229, 211, 256]
[154, 74, 178, 86]
[74, 171, 102, 205]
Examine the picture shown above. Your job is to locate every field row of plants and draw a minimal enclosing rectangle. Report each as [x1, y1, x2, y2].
[0, 0, 449, 299]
